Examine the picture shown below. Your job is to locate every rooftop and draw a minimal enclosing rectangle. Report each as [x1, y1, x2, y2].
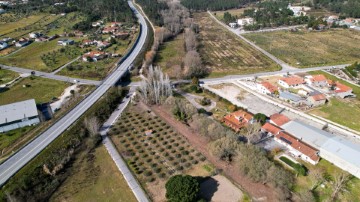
[0, 99, 39, 125]
[270, 113, 290, 126]
[261, 122, 282, 135]
[311, 74, 327, 82]
[280, 76, 305, 86]
[261, 81, 277, 93]
[279, 91, 304, 102]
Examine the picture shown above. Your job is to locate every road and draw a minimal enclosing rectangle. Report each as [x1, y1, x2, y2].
[208, 11, 296, 71]
[100, 88, 149, 202]
[52, 56, 81, 74]
[235, 25, 305, 34]
[0, 0, 148, 186]
[0, 64, 100, 85]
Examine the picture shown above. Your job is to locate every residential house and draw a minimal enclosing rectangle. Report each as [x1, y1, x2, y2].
[287, 4, 311, 17]
[278, 75, 305, 88]
[229, 22, 237, 28]
[35, 36, 49, 42]
[57, 39, 74, 46]
[82, 39, 95, 46]
[257, 81, 278, 95]
[305, 74, 328, 87]
[0, 41, 8, 50]
[112, 32, 129, 39]
[73, 30, 84, 37]
[329, 80, 355, 98]
[0, 99, 40, 133]
[29, 32, 42, 39]
[96, 41, 111, 50]
[307, 93, 327, 107]
[102, 26, 118, 34]
[92, 21, 103, 27]
[274, 131, 320, 165]
[15, 38, 31, 47]
[270, 113, 290, 127]
[111, 22, 122, 27]
[279, 91, 304, 106]
[222, 110, 253, 132]
[82, 51, 107, 62]
[237, 18, 254, 26]
[282, 120, 360, 178]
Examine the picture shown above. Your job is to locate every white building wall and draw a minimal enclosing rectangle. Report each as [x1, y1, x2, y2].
[0, 118, 40, 133]
[278, 80, 290, 88]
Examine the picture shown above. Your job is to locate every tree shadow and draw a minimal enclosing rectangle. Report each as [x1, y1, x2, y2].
[0, 87, 9, 93]
[197, 176, 220, 201]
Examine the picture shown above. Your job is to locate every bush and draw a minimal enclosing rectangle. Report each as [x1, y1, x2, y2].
[144, 171, 153, 177]
[165, 175, 200, 202]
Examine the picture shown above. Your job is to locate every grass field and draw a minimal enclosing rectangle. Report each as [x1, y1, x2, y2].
[0, 39, 81, 72]
[194, 13, 279, 77]
[0, 14, 46, 36]
[244, 29, 360, 68]
[50, 145, 136, 202]
[0, 76, 69, 105]
[0, 69, 18, 85]
[0, 126, 35, 152]
[46, 12, 85, 36]
[154, 33, 186, 78]
[212, 8, 249, 21]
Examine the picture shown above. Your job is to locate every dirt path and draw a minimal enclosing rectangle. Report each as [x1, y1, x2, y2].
[148, 104, 276, 201]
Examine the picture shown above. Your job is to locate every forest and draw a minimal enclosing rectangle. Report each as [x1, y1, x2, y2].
[136, 0, 168, 26]
[315, 0, 360, 18]
[180, 0, 257, 11]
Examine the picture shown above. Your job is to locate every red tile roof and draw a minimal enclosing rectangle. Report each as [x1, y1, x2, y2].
[222, 110, 253, 131]
[311, 94, 327, 101]
[280, 76, 305, 86]
[311, 74, 327, 82]
[335, 82, 352, 93]
[83, 51, 105, 58]
[261, 123, 281, 135]
[261, 81, 277, 93]
[270, 113, 290, 126]
[275, 131, 320, 162]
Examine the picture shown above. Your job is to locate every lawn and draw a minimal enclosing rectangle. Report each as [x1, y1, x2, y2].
[194, 12, 279, 77]
[0, 39, 81, 72]
[0, 76, 69, 105]
[0, 69, 18, 85]
[244, 29, 360, 68]
[212, 8, 250, 21]
[110, 104, 207, 200]
[45, 12, 85, 36]
[50, 145, 137, 202]
[154, 33, 186, 78]
[0, 126, 35, 153]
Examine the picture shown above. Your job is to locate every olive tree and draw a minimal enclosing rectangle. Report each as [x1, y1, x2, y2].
[165, 175, 200, 202]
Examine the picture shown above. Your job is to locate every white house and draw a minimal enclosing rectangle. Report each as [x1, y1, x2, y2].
[229, 22, 237, 28]
[237, 17, 254, 26]
[257, 81, 278, 95]
[0, 99, 40, 133]
[29, 32, 42, 39]
[305, 74, 328, 87]
[278, 76, 305, 88]
[287, 4, 311, 17]
[57, 39, 74, 46]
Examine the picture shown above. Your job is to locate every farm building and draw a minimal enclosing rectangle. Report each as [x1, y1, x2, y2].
[282, 120, 360, 179]
[257, 81, 278, 95]
[0, 99, 40, 133]
[222, 110, 253, 132]
[237, 17, 254, 26]
[279, 91, 304, 106]
[307, 93, 327, 106]
[15, 38, 31, 47]
[57, 39, 74, 46]
[328, 81, 355, 98]
[278, 76, 305, 88]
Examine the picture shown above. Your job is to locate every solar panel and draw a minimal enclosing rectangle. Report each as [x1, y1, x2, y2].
[280, 137, 292, 145]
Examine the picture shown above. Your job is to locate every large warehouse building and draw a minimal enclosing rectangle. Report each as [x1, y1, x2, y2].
[282, 120, 360, 179]
[0, 99, 40, 133]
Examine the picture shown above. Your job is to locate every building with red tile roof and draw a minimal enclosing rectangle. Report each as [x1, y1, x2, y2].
[305, 74, 328, 87]
[274, 131, 320, 165]
[222, 110, 253, 132]
[278, 76, 305, 88]
[257, 81, 278, 95]
[329, 81, 354, 98]
[307, 93, 327, 106]
[261, 122, 282, 135]
[82, 51, 107, 62]
[270, 113, 290, 126]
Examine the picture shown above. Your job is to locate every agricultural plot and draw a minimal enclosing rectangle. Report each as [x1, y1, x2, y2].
[0, 14, 47, 36]
[110, 105, 206, 199]
[212, 8, 249, 21]
[0, 39, 81, 72]
[194, 13, 279, 77]
[244, 29, 360, 68]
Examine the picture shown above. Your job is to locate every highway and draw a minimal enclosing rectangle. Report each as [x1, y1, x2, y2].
[0, 0, 148, 186]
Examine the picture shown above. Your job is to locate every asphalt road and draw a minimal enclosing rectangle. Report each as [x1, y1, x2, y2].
[0, 0, 148, 186]
[0, 64, 100, 85]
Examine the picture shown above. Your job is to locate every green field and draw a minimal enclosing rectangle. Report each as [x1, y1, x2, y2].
[244, 29, 360, 68]
[0, 39, 81, 72]
[0, 14, 46, 36]
[212, 8, 249, 21]
[50, 145, 137, 202]
[307, 71, 360, 132]
[0, 76, 69, 105]
[0, 126, 35, 152]
[154, 33, 186, 78]
[194, 13, 279, 77]
[0, 69, 18, 85]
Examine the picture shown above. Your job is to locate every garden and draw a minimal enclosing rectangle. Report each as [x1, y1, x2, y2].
[109, 105, 207, 191]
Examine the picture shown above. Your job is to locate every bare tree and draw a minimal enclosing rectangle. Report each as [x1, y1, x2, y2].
[184, 50, 207, 78]
[83, 116, 100, 137]
[241, 122, 262, 145]
[309, 168, 325, 190]
[184, 28, 196, 52]
[138, 66, 172, 105]
[331, 172, 351, 200]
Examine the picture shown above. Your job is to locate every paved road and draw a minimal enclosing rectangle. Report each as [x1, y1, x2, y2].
[208, 11, 296, 71]
[0, 64, 100, 85]
[100, 88, 149, 202]
[0, 0, 148, 186]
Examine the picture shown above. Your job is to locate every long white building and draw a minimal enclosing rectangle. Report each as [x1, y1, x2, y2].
[0, 99, 40, 133]
[282, 120, 360, 179]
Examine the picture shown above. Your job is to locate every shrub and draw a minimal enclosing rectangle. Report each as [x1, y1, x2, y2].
[168, 156, 174, 161]
[166, 145, 172, 149]
[147, 177, 155, 182]
[144, 171, 153, 176]
[175, 154, 182, 158]
[192, 160, 199, 164]
[176, 166, 184, 171]
[154, 168, 161, 173]
[200, 156, 206, 161]
[159, 173, 166, 178]
[165, 175, 200, 202]
[146, 158, 152, 163]
[180, 158, 186, 163]
[182, 151, 189, 155]
[164, 152, 170, 157]
[184, 162, 191, 168]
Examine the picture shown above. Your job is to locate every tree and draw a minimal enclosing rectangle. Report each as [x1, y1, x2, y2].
[191, 77, 199, 85]
[331, 172, 351, 200]
[184, 51, 207, 78]
[83, 116, 100, 137]
[210, 135, 239, 162]
[253, 113, 267, 125]
[309, 168, 325, 190]
[165, 175, 200, 202]
[241, 122, 262, 145]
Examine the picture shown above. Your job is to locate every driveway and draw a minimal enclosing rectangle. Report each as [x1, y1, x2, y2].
[177, 90, 216, 111]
